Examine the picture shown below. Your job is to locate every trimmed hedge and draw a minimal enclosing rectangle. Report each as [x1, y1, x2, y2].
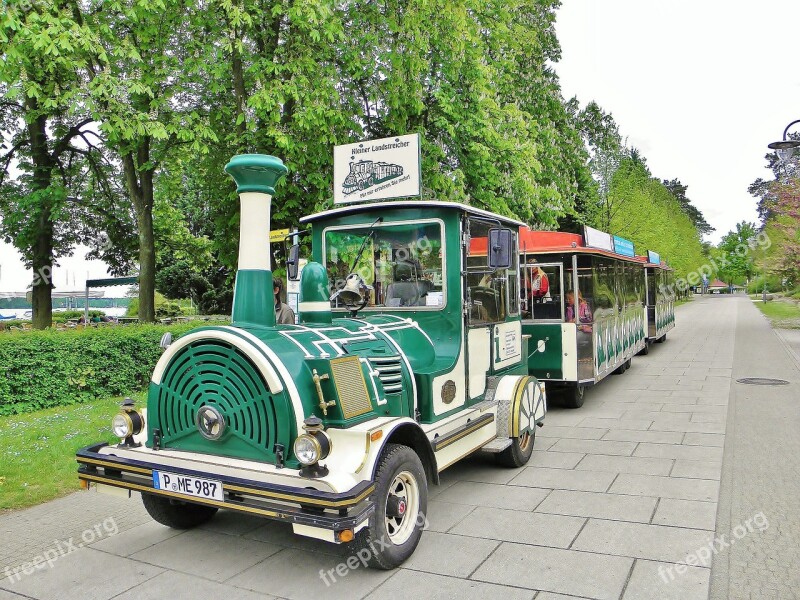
[0, 323, 203, 416]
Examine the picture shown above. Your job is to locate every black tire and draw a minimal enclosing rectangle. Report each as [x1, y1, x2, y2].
[496, 430, 535, 468]
[560, 384, 585, 409]
[352, 444, 428, 569]
[656, 334, 666, 344]
[141, 493, 218, 529]
[638, 342, 650, 356]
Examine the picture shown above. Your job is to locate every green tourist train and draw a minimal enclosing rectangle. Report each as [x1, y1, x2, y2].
[76, 150, 674, 569]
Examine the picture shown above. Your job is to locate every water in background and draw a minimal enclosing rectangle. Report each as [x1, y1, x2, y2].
[0, 307, 128, 320]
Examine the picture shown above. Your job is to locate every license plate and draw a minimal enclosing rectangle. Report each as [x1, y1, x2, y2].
[153, 471, 224, 502]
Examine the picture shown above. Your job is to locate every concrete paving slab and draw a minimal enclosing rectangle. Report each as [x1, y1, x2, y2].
[537, 425, 609, 440]
[527, 450, 585, 469]
[534, 490, 657, 524]
[670, 459, 723, 481]
[652, 498, 717, 531]
[400, 531, 499, 577]
[424, 500, 476, 533]
[648, 421, 725, 434]
[602, 429, 684, 444]
[582, 417, 654, 430]
[450, 506, 584, 548]
[88, 521, 184, 558]
[682, 432, 725, 447]
[228, 547, 394, 600]
[571, 519, 713, 564]
[546, 438, 637, 456]
[634, 442, 723, 461]
[435, 480, 550, 511]
[609, 474, 719, 502]
[0, 589, 28, 600]
[366, 569, 536, 600]
[690, 412, 726, 423]
[1, 547, 163, 600]
[112, 570, 275, 600]
[574, 454, 673, 476]
[443, 455, 525, 485]
[622, 559, 709, 600]
[509, 466, 616, 493]
[129, 528, 283, 583]
[472, 543, 633, 600]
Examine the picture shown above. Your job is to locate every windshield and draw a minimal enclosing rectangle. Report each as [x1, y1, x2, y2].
[324, 221, 444, 309]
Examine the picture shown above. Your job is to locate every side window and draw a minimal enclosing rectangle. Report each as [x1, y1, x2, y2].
[522, 262, 561, 320]
[466, 220, 512, 324]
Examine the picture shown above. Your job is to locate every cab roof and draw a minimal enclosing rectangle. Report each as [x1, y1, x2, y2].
[300, 200, 525, 228]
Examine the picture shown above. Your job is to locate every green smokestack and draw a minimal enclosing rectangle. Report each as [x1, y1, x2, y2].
[224, 154, 288, 328]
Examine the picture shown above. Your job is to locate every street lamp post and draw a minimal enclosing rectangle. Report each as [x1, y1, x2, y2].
[767, 119, 800, 162]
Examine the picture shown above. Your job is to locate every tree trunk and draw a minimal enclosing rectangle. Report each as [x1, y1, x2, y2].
[121, 138, 156, 322]
[26, 103, 55, 329]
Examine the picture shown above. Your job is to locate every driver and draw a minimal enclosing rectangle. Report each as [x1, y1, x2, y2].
[274, 279, 295, 324]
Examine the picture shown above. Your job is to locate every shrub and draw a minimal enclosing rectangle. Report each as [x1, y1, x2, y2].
[0, 322, 203, 416]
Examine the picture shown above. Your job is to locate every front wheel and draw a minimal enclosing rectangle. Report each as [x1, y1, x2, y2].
[141, 493, 218, 529]
[352, 444, 427, 569]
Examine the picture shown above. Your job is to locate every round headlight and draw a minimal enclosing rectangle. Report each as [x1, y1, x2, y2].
[112, 413, 132, 438]
[294, 434, 321, 466]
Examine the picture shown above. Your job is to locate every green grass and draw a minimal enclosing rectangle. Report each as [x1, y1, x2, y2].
[0, 393, 145, 512]
[755, 300, 800, 329]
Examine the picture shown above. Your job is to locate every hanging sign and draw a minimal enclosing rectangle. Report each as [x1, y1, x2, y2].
[333, 134, 421, 204]
[584, 226, 614, 252]
[647, 250, 661, 265]
[613, 235, 635, 257]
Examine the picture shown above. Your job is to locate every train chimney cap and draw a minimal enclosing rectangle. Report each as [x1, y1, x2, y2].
[224, 154, 288, 195]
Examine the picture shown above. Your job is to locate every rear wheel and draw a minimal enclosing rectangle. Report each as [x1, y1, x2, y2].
[656, 334, 666, 344]
[560, 384, 586, 409]
[638, 342, 650, 355]
[496, 430, 535, 468]
[141, 493, 218, 529]
[352, 444, 427, 569]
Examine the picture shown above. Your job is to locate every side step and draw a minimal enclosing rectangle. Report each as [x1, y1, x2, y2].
[480, 438, 513, 454]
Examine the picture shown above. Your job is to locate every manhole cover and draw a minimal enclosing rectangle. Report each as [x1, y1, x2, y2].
[736, 377, 790, 386]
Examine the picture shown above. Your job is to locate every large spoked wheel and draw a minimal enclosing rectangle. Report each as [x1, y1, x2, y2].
[141, 493, 218, 529]
[352, 444, 427, 569]
[560, 383, 586, 409]
[497, 378, 539, 467]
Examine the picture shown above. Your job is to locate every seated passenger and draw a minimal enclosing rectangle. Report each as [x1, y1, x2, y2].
[566, 291, 592, 332]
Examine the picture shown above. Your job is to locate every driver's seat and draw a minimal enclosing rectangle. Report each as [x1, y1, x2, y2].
[385, 262, 429, 307]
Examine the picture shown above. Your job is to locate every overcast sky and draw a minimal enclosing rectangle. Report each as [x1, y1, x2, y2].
[555, 0, 800, 244]
[2, 2, 799, 293]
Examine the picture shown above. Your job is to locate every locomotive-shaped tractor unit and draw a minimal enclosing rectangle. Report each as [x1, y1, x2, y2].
[76, 154, 546, 569]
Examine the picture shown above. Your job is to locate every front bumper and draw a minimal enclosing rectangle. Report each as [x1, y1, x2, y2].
[77, 443, 375, 532]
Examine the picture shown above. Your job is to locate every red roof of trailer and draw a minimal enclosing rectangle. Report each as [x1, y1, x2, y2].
[518, 227, 644, 265]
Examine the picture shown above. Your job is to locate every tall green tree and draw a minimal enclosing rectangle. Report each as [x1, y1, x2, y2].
[85, 0, 217, 322]
[0, 1, 108, 328]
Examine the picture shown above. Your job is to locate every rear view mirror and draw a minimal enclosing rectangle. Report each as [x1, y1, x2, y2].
[287, 244, 300, 280]
[488, 228, 513, 270]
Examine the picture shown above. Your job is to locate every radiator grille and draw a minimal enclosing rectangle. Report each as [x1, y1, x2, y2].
[330, 356, 373, 419]
[153, 340, 292, 463]
[368, 356, 404, 394]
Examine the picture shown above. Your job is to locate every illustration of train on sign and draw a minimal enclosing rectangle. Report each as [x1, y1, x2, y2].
[76, 140, 677, 567]
[77, 152, 547, 569]
[342, 160, 404, 195]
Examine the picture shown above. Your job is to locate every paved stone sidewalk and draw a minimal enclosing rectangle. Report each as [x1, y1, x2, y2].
[0, 296, 793, 600]
[710, 302, 800, 600]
